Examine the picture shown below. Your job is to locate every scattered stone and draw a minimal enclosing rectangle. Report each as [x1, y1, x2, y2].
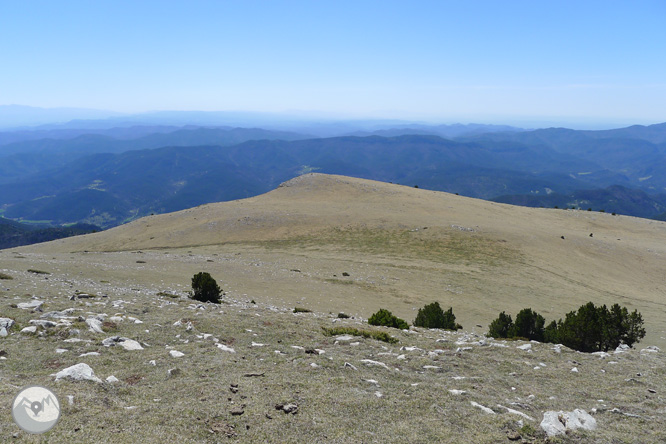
[102, 336, 143, 350]
[497, 404, 534, 421]
[53, 363, 102, 383]
[148, 360, 157, 366]
[229, 384, 239, 394]
[641, 346, 659, 354]
[614, 344, 630, 354]
[448, 389, 466, 395]
[470, 401, 495, 415]
[41, 308, 76, 319]
[29, 320, 57, 328]
[17, 300, 44, 310]
[275, 403, 298, 414]
[79, 352, 100, 357]
[230, 406, 245, 416]
[251, 342, 265, 347]
[335, 335, 355, 342]
[517, 344, 532, 351]
[106, 375, 119, 383]
[361, 359, 389, 370]
[21, 326, 37, 334]
[169, 350, 184, 358]
[55, 348, 68, 354]
[167, 368, 182, 377]
[86, 318, 104, 333]
[374, 391, 383, 398]
[344, 362, 358, 370]
[216, 344, 236, 353]
[540, 409, 597, 437]
[507, 430, 521, 441]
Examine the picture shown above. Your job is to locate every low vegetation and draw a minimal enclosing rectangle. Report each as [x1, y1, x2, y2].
[368, 308, 409, 330]
[321, 326, 399, 344]
[190, 271, 221, 304]
[293, 307, 312, 313]
[487, 302, 646, 352]
[413, 302, 462, 330]
[0, 272, 13, 280]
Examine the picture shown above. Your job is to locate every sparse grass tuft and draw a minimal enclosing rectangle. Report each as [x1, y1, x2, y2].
[0, 272, 13, 280]
[337, 312, 350, 319]
[322, 326, 399, 344]
[27, 269, 50, 275]
[293, 307, 312, 313]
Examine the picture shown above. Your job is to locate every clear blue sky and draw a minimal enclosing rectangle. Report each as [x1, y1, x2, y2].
[1, 0, 665, 127]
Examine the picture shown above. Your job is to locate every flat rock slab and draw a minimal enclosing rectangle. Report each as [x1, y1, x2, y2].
[102, 336, 144, 350]
[17, 300, 44, 310]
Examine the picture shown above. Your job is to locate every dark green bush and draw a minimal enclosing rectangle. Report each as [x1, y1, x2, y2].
[293, 307, 312, 313]
[337, 312, 350, 319]
[368, 308, 409, 330]
[322, 326, 399, 344]
[489, 302, 646, 353]
[487, 311, 513, 338]
[190, 272, 221, 304]
[510, 308, 545, 341]
[413, 302, 461, 330]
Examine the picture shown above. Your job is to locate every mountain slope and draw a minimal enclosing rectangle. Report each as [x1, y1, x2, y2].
[31, 173, 666, 351]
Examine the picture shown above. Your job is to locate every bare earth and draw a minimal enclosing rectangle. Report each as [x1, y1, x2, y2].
[1, 173, 665, 442]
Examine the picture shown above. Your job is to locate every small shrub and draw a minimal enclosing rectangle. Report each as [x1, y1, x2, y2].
[0, 272, 13, 280]
[368, 308, 409, 330]
[293, 307, 312, 313]
[190, 272, 221, 304]
[487, 311, 513, 338]
[413, 302, 461, 330]
[337, 313, 350, 319]
[27, 269, 50, 275]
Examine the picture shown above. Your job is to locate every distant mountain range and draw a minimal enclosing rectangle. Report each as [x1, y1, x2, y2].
[1, 116, 665, 238]
[0, 217, 99, 249]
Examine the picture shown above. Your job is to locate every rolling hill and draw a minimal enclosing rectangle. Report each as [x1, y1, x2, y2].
[29, 173, 666, 351]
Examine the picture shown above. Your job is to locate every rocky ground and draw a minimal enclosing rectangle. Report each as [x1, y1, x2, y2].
[1, 258, 665, 443]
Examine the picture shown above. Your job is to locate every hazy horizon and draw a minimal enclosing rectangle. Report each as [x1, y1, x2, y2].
[1, 1, 664, 129]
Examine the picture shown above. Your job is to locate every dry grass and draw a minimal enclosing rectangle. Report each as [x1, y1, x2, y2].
[0, 273, 664, 443]
[1, 173, 666, 442]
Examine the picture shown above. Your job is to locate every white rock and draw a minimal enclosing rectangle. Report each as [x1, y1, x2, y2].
[335, 335, 355, 342]
[106, 375, 119, 383]
[79, 352, 100, 357]
[86, 318, 104, 333]
[471, 401, 495, 414]
[423, 365, 441, 370]
[169, 350, 184, 358]
[0, 327, 7, 337]
[119, 339, 144, 351]
[108, 316, 124, 323]
[540, 409, 597, 437]
[251, 342, 265, 347]
[29, 320, 57, 328]
[497, 404, 534, 421]
[374, 391, 383, 398]
[17, 300, 44, 310]
[21, 326, 37, 334]
[55, 348, 68, 354]
[614, 344, 630, 354]
[216, 344, 236, 353]
[148, 360, 157, 366]
[54, 363, 102, 383]
[360, 359, 389, 370]
[448, 389, 466, 395]
[641, 347, 659, 354]
[517, 344, 532, 351]
[571, 367, 579, 373]
[540, 411, 567, 437]
[310, 362, 319, 368]
[396, 354, 406, 360]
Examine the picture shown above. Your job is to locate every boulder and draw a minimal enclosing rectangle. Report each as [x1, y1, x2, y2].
[0, 318, 15, 330]
[540, 409, 597, 437]
[54, 363, 102, 383]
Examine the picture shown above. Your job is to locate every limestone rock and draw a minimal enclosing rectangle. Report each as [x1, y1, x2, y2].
[169, 350, 184, 358]
[54, 363, 102, 383]
[17, 300, 44, 310]
[102, 336, 144, 350]
[86, 318, 104, 333]
[0, 318, 16, 330]
[21, 326, 37, 334]
[540, 409, 597, 437]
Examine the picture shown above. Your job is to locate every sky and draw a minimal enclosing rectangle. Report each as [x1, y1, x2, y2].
[1, 0, 665, 128]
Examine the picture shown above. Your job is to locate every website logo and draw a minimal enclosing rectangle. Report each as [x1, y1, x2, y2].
[12, 386, 61, 434]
